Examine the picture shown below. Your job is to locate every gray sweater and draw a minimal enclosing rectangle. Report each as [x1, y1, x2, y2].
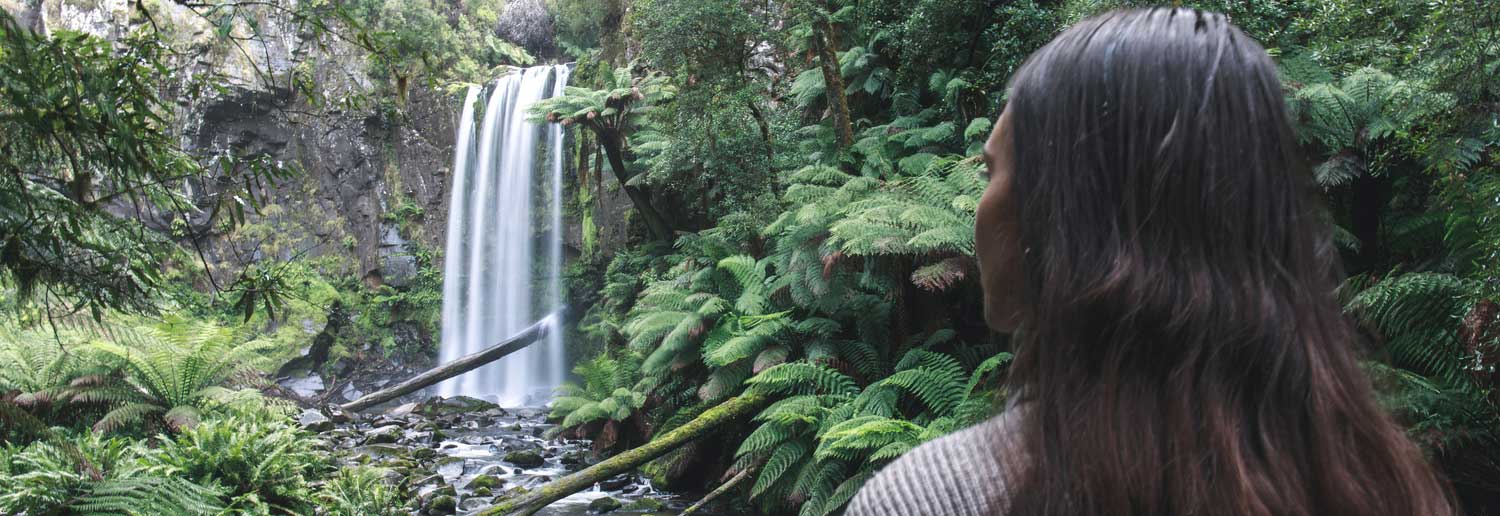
[845, 409, 1021, 516]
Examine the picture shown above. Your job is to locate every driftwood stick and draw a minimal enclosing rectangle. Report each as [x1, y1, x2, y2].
[680, 466, 755, 516]
[339, 311, 561, 412]
[480, 393, 767, 516]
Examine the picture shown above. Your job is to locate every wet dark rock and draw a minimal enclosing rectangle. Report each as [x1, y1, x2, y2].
[588, 496, 622, 513]
[503, 450, 545, 468]
[412, 447, 436, 460]
[598, 475, 633, 492]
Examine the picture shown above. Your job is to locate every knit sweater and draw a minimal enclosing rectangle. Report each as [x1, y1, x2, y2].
[845, 409, 1021, 516]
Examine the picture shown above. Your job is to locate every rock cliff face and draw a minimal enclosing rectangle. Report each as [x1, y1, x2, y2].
[7, 0, 466, 286]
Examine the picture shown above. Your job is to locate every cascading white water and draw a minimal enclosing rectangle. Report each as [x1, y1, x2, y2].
[437, 65, 569, 407]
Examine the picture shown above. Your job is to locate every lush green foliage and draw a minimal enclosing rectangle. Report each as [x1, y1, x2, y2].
[548, 0, 1500, 512]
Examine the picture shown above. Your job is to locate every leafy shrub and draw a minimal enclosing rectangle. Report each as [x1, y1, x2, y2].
[317, 467, 407, 516]
[148, 415, 328, 514]
[0, 432, 226, 515]
[82, 318, 279, 433]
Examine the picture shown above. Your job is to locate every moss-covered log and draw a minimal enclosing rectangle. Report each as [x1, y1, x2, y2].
[339, 312, 561, 412]
[480, 393, 767, 516]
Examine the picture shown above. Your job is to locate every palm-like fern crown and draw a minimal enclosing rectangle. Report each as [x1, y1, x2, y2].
[82, 317, 275, 432]
[528, 63, 675, 134]
[1290, 66, 1435, 188]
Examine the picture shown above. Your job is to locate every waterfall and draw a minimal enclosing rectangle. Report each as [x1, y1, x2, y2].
[437, 65, 569, 407]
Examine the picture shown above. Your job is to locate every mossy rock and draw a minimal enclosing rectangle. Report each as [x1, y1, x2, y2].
[503, 450, 545, 468]
[588, 496, 622, 513]
[491, 486, 530, 505]
[417, 395, 499, 417]
[467, 474, 504, 490]
[425, 494, 457, 515]
[624, 498, 666, 511]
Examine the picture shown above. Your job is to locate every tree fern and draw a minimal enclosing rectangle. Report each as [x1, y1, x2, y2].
[1348, 272, 1474, 387]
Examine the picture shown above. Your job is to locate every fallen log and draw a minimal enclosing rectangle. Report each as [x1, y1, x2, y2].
[480, 393, 768, 516]
[339, 311, 561, 412]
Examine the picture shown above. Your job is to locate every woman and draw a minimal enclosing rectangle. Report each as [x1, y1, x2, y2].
[847, 8, 1455, 516]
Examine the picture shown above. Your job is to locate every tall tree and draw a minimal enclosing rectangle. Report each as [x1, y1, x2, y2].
[530, 66, 678, 242]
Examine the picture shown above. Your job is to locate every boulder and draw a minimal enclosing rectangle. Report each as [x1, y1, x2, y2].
[503, 450, 545, 468]
[417, 395, 499, 417]
[466, 474, 503, 490]
[424, 494, 456, 515]
[363, 425, 402, 445]
[588, 496, 622, 514]
[297, 409, 333, 432]
[624, 498, 666, 511]
[597, 475, 633, 492]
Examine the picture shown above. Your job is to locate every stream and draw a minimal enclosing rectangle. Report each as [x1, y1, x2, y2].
[306, 396, 725, 515]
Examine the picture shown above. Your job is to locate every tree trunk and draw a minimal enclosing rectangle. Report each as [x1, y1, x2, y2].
[1349, 171, 1390, 272]
[480, 393, 767, 516]
[596, 128, 675, 242]
[812, 15, 854, 150]
[339, 312, 560, 412]
[681, 466, 755, 515]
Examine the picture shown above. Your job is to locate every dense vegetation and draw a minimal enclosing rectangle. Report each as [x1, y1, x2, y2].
[2, 0, 1498, 514]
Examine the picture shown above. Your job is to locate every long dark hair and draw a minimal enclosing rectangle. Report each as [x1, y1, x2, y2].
[999, 8, 1454, 516]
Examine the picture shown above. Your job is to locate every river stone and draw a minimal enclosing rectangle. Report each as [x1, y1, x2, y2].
[559, 450, 587, 466]
[281, 374, 324, 398]
[467, 474, 503, 490]
[353, 444, 406, 460]
[598, 475, 633, 492]
[588, 496, 622, 513]
[425, 494, 456, 515]
[503, 450, 545, 468]
[297, 409, 333, 432]
[412, 447, 436, 460]
[364, 425, 402, 445]
[418, 395, 499, 417]
[459, 496, 491, 511]
[370, 416, 404, 428]
[493, 486, 530, 504]
[625, 498, 666, 511]
[388, 402, 420, 417]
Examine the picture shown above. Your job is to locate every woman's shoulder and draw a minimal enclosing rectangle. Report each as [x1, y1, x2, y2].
[844, 409, 1022, 516]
